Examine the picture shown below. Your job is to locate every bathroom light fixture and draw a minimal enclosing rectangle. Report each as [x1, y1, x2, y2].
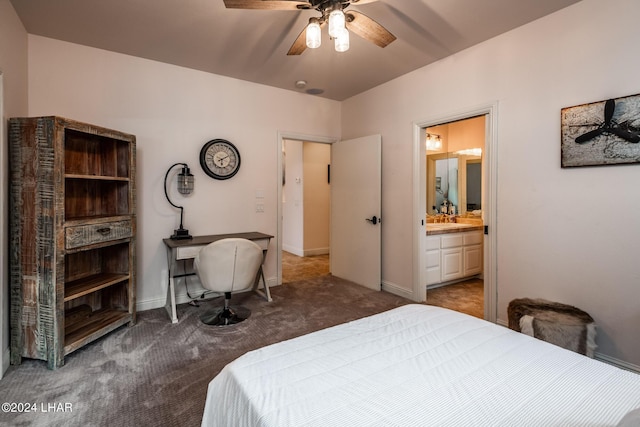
[164, 163, 194, 240]
[455, 148, 483, 156]
[426, 133, 443, 151]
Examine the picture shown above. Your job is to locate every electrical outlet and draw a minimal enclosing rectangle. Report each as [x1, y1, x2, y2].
[256, 203, 265, 213]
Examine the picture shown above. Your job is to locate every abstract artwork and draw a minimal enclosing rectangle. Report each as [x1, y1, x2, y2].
[561, 93, 640, 167]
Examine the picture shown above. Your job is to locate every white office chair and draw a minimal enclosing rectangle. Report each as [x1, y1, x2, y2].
[194, 238, 263, 326]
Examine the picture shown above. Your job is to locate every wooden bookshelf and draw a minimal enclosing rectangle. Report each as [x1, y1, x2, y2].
[9, 116, 137, 369]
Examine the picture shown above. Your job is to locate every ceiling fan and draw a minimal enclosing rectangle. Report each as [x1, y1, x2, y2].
[223, 0, 396, 55]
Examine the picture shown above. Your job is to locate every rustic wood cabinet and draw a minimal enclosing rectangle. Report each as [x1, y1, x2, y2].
[9, 116, 136, 369]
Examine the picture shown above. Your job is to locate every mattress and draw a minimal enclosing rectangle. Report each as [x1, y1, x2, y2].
[201, 304, 640, 426]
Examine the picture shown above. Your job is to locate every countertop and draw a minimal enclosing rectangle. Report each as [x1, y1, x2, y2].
[426, 223, 484, 236]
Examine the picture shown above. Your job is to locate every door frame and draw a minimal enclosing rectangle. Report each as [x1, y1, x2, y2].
[413, 102, 498, 322]
[277, 131, 338, 285]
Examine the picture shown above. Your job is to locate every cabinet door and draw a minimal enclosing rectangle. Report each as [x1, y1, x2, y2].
[426, 250, 441, 285]
[441, 247, 463, 282]
[425, 236, 441, 285]
[464, 244, 483, 276]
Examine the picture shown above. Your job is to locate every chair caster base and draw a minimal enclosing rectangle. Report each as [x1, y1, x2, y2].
[200, 306, 251, 326]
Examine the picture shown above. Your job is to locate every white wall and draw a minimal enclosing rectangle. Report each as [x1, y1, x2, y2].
[0, 0, 29, 378]
[303, 142, 330, 255]
[282, 139, 304, 255]
[26, 36, 341, 310]
[342, 0, 640, 367]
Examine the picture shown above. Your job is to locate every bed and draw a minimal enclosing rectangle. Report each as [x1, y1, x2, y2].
[201, 304, 640, 426]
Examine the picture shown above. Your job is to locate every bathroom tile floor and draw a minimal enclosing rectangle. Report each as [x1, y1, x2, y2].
[427, 278, 484, 319]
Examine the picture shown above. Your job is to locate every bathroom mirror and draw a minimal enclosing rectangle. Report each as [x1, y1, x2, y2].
[426, 116, 484, 216]
[427, 152, 481, 215]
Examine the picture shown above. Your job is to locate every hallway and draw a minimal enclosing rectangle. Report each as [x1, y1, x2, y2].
[282, 251, 330, 284]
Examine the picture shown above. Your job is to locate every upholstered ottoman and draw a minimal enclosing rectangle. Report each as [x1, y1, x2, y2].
[507, 298, 597, 357]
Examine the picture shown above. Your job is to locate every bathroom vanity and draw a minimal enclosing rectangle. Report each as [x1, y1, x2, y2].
[426, 223, 483, 286]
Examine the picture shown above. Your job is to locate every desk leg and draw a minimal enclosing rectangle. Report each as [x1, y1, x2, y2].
[165, 277, 179, 323]
[164, 247, 179, 323]
[252, 266, 272, 302]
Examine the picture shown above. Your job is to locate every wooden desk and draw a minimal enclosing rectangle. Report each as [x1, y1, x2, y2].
[163, 232, 273, 323]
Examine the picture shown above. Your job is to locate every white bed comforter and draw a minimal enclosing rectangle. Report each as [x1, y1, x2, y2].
[202, 304, 640, 427]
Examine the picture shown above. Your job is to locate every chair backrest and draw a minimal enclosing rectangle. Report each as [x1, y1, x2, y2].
[194, 238, 263, 293]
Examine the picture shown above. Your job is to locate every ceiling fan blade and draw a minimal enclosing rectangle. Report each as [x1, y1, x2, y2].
[349, 0, 379, 4]
[287, 26, 308, 55]
[345, 10, 396, 48]
[223, 0, 310, 10]
[575, 128, 605, 144]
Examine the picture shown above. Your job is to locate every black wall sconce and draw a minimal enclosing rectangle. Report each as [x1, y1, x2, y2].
[164, 163, 194, 240]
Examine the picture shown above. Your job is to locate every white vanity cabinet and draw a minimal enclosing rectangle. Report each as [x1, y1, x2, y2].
[462, 231, 483, 277]
[426, 230, 483, 285]
[426, 236, 442, 286]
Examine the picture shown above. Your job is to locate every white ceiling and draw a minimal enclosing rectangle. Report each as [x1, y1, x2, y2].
[10, 0, 581, 101]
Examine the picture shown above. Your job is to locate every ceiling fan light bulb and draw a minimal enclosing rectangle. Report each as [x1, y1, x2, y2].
[335, 28, 349, 52]
[328, 9, 345, 38]
[306, 20, 321, 49]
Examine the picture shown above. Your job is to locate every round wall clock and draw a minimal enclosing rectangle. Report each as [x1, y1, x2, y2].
[199, 139, 241, 180]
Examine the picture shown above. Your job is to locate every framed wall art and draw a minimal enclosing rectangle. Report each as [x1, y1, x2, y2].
[561, 93, 640, 167]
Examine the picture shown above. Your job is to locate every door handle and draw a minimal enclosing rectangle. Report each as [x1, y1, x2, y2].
[365, 215, 380, 225]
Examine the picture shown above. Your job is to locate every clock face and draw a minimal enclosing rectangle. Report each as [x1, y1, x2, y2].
[199, 139, 241, 180]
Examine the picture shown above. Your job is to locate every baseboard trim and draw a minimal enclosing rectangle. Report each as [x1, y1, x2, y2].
[381, 280, 414, 300]
[282, 245, 303, 256]
[496, 318, 639, 374]
[136, 277, 280, 313]
[303, 247, 329, 256]
[595, 353, 640, 373]
[283, 246, 329, 257]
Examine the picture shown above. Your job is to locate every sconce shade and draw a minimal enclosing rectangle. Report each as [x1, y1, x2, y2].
[335, 28, 350, 52]
[306, 18, 322, 49]
[177, 166, 194, 194]
[328, 9, 345, 38]
[426, 133, 443, 151]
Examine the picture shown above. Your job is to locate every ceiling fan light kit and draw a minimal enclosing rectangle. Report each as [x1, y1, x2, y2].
[306, 18, 322, 48]
[223, 0, 395, 56]
[328, 8, 346, 38]
[334, 27, 350, 52]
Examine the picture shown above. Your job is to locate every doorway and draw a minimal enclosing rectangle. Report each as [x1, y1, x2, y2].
[413, 103, 498, 322]
[280, 137, 332, 284]
[425, 116, 485, 318]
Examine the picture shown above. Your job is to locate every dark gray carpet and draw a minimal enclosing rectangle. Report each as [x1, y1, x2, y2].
[0, 276, 410, 427]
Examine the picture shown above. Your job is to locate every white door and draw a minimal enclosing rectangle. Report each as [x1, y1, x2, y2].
[330, 135, 381, 291]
